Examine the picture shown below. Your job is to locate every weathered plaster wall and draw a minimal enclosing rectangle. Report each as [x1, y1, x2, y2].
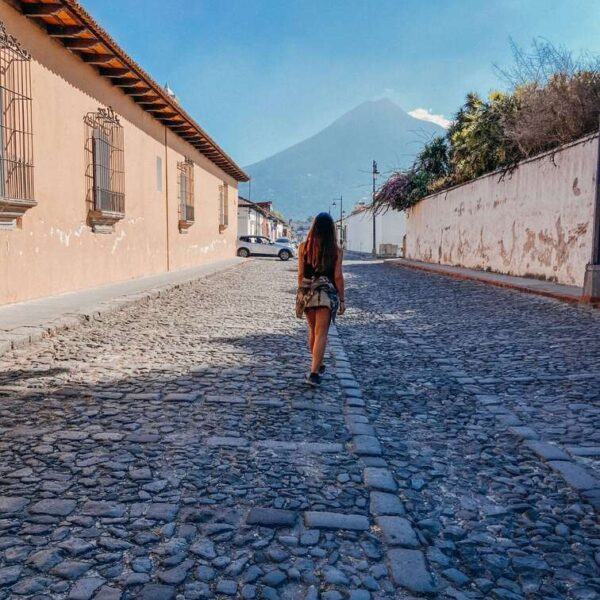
[0, 2, 239, 305]
[344, 208, 406, 255]
[405, 134, 598, 286]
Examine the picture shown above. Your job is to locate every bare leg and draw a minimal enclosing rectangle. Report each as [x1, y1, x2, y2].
[311, 307, 331, 374]
[305, 309, 316, 354]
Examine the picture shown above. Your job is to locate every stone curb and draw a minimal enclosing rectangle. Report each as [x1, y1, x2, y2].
[0, 261, 244, 360]
[328, 323, 438, 596]
[385, 259, 594, 307]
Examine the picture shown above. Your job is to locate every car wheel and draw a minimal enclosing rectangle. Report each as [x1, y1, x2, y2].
[279, 250, 291, 261]
[237, 248, 250, 258]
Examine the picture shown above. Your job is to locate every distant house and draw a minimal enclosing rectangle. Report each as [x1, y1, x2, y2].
[341, 203, 406, 256]
[237, 197, 265, 237]
[255, 201, 288, 240]
[237, 198, 290, 240]
[255, 202, 276, 239]
[0, 0, 248, 306]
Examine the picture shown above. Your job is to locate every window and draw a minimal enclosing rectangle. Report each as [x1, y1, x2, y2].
[177, 157, 194, 231]
[0, 20, 34, 228]
[218, 182, 229, 232]
[156, 156, 162, 192]
[84, 107, 125, 233]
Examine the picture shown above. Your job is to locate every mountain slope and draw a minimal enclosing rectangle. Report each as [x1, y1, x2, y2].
[244, 98, 444, 219]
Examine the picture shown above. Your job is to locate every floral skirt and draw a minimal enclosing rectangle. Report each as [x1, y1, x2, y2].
[296, 276, 339, 321]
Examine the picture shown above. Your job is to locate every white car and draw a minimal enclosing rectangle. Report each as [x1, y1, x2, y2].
[275, 237, 298, 250]
[237, 236, 296, 261]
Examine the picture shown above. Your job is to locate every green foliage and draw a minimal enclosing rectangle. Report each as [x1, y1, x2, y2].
[448, 91, 519, 181]
[414, 135, 450, 179]
[271, 210, 286, 221]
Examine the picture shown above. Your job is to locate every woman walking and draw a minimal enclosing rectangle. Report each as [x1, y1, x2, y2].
[296, 212, 345, 386]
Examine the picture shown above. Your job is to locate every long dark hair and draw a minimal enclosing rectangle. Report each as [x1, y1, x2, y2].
[305, 212, 338, 273]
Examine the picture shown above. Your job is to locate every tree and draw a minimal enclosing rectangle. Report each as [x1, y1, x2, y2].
[447, 91, 519, 181]
[414, 135, 450, 179]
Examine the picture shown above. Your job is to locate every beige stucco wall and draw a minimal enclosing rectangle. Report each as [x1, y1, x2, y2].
[0, 2, 238, 305]
[405, 134, 598, 286]
[165, 130, 238, 272]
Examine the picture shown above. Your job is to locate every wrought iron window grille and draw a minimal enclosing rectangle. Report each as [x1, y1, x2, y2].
[177, 156, 194, 232]
[84, 106, 125, 233]
[0, 20, 34, 228]
[218, 183, 229, 232]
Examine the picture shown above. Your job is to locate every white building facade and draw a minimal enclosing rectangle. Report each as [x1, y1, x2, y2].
[342, 205, 406, 256]
[237, 198, 264, 237]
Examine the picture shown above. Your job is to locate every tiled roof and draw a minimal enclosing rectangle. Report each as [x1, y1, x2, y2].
[13, 0, 249, 182]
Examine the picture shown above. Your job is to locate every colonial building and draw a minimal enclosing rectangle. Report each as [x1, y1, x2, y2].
[0, 0, 248, 306]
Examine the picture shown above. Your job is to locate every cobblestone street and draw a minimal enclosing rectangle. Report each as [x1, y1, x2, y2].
[0, 259, 599, 600]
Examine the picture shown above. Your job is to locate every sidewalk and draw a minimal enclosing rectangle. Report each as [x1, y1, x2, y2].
[0, 257, 243, 357]
[385, 258, 586, 304]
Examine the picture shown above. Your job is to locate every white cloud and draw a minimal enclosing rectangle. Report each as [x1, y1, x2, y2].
[408, 108, 451, 129]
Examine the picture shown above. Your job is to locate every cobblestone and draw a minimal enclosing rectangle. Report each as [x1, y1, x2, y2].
[339, 260, 600, 599]
[1, 258, 599, 598]
[0, 260, 397, 599]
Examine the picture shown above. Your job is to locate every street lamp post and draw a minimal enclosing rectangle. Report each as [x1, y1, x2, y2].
[583, 122, 600, 303]
[332, 195, 343, 245]
[372, 160, 379, 257]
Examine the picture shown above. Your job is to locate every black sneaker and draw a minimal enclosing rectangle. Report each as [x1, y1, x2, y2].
[318, 364, 326, 376]
[305, 372, 321, 387]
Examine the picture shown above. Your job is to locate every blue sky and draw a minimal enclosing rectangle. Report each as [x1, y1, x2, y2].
[84, 0, 600, 167]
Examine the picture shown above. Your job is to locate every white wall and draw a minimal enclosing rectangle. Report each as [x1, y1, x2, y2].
[237, 207, 250, 236]
[237, 207, 261, 237]
[344, 208, 406, 255]
[406, 134, 598, 286]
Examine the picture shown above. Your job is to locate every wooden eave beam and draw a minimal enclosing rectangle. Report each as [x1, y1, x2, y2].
[194, 145, 219, 158]
[112, 77, 142, 87]
[61, 38, 99, 49]
[121, 86, 151, 95]
[98, 67, 130, 77]
[46, 25, 87, 37]
[80, 53, 117, 65]
[133, 98, 163, 106]
[150, 110, 178, 118]
[22, 3, 63, 17]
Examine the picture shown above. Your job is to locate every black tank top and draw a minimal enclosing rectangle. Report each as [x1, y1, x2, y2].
[304, 251, 336, 281]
